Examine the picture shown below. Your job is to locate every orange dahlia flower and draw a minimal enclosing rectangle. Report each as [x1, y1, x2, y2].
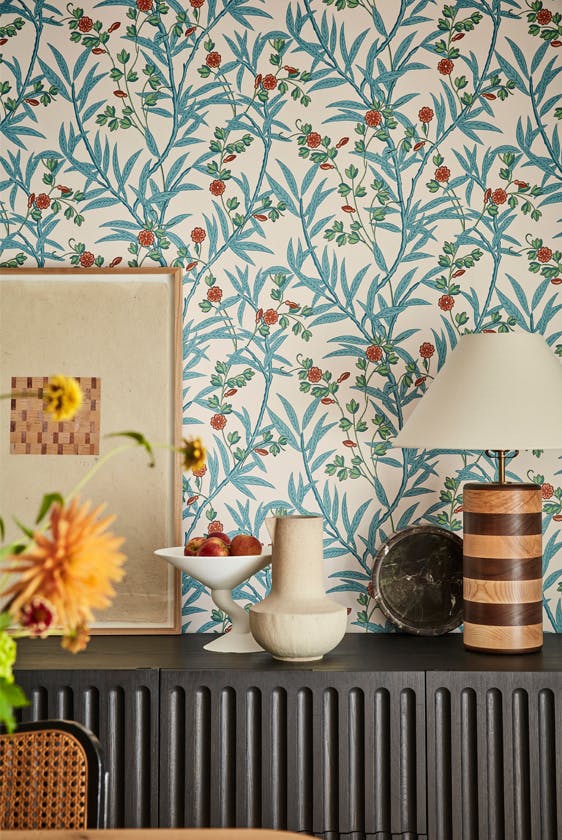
[3, 499, 126, 643]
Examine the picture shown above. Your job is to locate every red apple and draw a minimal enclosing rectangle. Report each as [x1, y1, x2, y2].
[184, 536, 206, 556]
[230, 533, 262, 556]
[197, 537, 231, 557]
[209, 531, 231, 546]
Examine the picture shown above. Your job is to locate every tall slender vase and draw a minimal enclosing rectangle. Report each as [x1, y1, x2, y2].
[249, 515, 348, 661]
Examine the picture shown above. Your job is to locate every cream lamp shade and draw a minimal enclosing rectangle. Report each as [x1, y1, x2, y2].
[394, 331, 562, 451]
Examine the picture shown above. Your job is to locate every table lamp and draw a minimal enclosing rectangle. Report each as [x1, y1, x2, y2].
[394, 331, 562, 654]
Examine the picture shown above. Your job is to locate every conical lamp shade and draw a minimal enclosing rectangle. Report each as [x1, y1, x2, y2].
[394, 332, 562, 451]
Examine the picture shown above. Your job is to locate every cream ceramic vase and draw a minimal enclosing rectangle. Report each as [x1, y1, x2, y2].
[249, 515, 348, 661]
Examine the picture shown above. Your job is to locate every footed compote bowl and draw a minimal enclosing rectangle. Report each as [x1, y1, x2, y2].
[154, 547, 271, 652]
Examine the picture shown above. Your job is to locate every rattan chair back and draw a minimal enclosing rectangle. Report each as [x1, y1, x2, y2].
[0, 719, 105, 830]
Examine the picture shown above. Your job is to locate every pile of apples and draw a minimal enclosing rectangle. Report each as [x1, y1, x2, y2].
[184, 530, 263, 557]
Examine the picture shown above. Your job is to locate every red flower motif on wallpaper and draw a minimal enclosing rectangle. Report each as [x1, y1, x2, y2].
[438, 294, 455, 311]
[137, 229, 155, 247]
[306, 132, 322, 148]
[210, 179, 226, 196]
[435, 166, 451, 183]
[438, 58, 454, 75]
[191, 227, 206, 243]
[207, 287, 223, 303]
[206, 52, 222, 69]
[365, 109, 382, 127]
[210, 414, 227, 430]
[419, 106, 434, 123]
[366, 345, 383, 362]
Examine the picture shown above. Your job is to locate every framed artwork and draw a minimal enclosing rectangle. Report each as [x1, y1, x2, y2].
[0, 267, 182, 632]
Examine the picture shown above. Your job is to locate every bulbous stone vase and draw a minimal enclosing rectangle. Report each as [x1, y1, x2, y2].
[249, 515, 348, 661]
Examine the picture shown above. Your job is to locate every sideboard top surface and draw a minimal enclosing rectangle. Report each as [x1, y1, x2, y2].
[14, 632, 562, 673]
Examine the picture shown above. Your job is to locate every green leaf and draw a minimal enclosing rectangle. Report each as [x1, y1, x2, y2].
[0, 678, 29, 733]
[106, 431, 155, 467]
[35, 492, 64, 524]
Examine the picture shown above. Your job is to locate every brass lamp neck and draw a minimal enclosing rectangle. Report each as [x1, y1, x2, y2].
[485, 449, 519, 484]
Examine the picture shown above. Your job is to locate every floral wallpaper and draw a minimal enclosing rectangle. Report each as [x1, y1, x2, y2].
[1, 0, 562, 634]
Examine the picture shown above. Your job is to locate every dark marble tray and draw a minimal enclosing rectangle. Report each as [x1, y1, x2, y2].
[372, 525, 463, 635]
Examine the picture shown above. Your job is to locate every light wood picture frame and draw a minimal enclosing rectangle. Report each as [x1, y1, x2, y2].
[0, 267, 182, 632]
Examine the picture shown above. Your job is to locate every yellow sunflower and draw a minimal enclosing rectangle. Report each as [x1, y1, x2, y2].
[43, 375, 83, 421]
[3, 498, 126, 641]
[181, 436, 206, 472]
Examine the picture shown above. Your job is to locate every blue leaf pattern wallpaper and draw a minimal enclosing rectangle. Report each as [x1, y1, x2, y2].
[1, 0, 561, 634]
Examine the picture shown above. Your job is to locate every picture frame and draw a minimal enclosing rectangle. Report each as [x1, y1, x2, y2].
[0, 267, 182, 633]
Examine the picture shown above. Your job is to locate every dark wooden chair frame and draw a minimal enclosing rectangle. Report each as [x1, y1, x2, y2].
[0, 718, 106, 829]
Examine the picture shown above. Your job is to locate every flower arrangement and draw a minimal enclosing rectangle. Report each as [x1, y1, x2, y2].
[0, 375, 205, 731]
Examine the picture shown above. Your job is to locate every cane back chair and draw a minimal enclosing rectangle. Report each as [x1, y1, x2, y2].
[0, 719, 105, 830]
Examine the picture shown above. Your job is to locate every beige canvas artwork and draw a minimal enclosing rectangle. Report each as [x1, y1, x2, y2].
[0, 268, 182, 632]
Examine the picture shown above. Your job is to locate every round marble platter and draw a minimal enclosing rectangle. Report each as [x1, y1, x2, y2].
[372, 525, 463, 635]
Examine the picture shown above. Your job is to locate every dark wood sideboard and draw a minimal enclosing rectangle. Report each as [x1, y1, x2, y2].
[14, 633, 562, 840]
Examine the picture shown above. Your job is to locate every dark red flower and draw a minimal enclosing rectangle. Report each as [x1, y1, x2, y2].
[438, 58, 454, 76]
[18, 597, 55, 637]
[419, 342, 435, 359]
[542, 482, 554, 500]
[306, 131, 322, 148]
[263, 308, 278, 325]
[207, 286, 222, 303]
[35, 193, 51, 209]
[190, 0, 205, 6]
[262, 74, 277, 90]
[191, 226, 206, 243]
[210, 413, 227, 430]
[210, 179, 225, 196]
[435, 166, 451, 183]
[136, 0, 153, 11]
[365, 109, 382, 127]
[491, 188, 507, 205]
[138, 229, 155, 247]
[208, 520, 224, 533]
[366, 345, 383, 362]
[537, 9, 552, 25]
[192, 465, 207, 478]
[79, 251, 95, 268]
[27, 193, 35, 208]
[537, 246, 553, 263]
[418, 106, 434, 123]
[438, 294, 455, 311]
[108, 22, 121, 33]
[307, 366, 322, 383]
[78, 15, 93, 32]
[206, 51, 221, 69]
[336, 137, 349, 148]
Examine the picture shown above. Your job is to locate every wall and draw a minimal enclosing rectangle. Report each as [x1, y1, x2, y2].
[1, 0, 561, 634]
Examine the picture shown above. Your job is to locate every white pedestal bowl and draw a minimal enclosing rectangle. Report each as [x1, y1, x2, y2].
[155, 547, 271, 652]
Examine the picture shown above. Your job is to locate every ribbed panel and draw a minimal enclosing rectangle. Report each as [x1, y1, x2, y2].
[269, 686, 287, 829]
[428, 674, 561, 840]
[460, 688, 478, 840]
[160, 672, 424, 837]
[434, 687, 452, 840]
[373, 688, 391, 836]
[106, 687, 125, 827]
[192, 686, 211, 827]
[15, 670, 158, 829]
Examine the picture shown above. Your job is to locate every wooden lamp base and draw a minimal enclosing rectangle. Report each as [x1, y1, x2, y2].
[462, 482, 543, 654]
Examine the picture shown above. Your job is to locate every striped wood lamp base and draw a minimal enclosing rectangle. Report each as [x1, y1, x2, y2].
[463, 482, 543, 654]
